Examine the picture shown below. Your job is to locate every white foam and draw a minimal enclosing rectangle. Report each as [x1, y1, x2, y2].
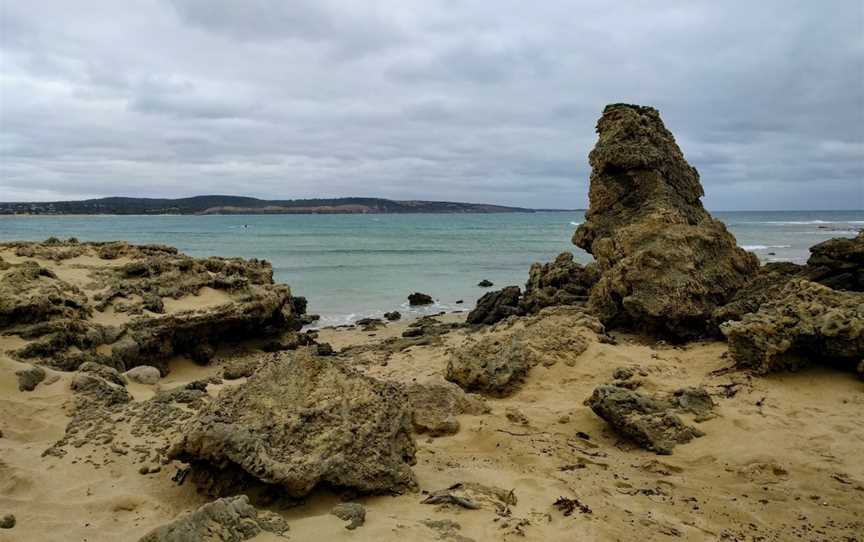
[741, 244, 792, 251]
[569, 221, 581, 226]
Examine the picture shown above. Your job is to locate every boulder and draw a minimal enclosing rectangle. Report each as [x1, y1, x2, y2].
[125, 366, 161, 385]
[70, 374, 132, 406]
[466, 286, 522, 326]
[169, 351, 417, 497]
[384, 311, 401, 321]
[408, 292, 434, 306]
[79, 361, 126, 387]
[572, 104, 758, 339]
[137, 495, 289, 542]
[405, 381, 489, 436]
[0, 514, 14, 529]
[15, 365, 46, 392]
[806, 230, 864, 291]
[520, 252, 598, 314]
[586, 385, 708, 454]
[721, 279, 864, 375]
[478, 279, 494, 288]
[330, 503, 366, 530]
[222, 359, 256, 380]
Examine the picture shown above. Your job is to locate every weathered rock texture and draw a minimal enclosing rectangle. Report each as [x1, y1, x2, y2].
[721, 279, 864, 375]
[137, 495, 289, 542]
[586, 385, 711, 454]
[520, 252, 598, 314]
[806, 230, 864, 291]
[405, 381, 489, 436]
[169, 351, 417, 497]
[0, 240, 307, 374]
[572, 104, 759, 339]
[448, 307, 602, 396]
[466, 286, 522, 325]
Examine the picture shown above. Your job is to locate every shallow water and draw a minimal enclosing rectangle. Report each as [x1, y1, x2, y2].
[1, 210, 861, 325]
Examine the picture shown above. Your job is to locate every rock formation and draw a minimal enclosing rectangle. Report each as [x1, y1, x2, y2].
[806, 230, 864, 291]
[0, 240, 307, 374]
[520, 252, 598, 314]
[466, 286, 522, 325]
[572, 104, 759, 339]
[137, 495, 289, 542]
[408, 292, 433, 306]
[405, 381, 489, 436]
[169, 351, 417, 498]
[721, 279, 863, 375]
[586, 385, 712, 454]
[448, 307, 601, 396]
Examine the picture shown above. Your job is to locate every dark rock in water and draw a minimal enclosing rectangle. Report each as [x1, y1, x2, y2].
[586, 385, 707, 454]
[16, 365, 46, 392]
[573, 104, 758, 339]
[169, 351, 417, 498]
[478, 279, 494, 288]
[806, 230, 864, 291]
[405, 381, 489, 436]
[521, 252, 598, 314]
[330, 503, 366, 530]
[0, 514, 15, 529]
[466, 286, 522, 325]
[455, 300, 463, 304]
[384, 311, 401, 321]
[722, 279, 864, 375]
[137, 495, 288, 542]
[408, 292, 434, 306]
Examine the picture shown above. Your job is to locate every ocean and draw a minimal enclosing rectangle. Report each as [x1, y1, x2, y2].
[1, 210, 861, 327]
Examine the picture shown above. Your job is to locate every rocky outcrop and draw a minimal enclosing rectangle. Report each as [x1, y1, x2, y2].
[806, 230, 864, 291]
[721, 279, 864, 375]
[586, 385, 711, 454]
[466, 286, 522, 325]
[0, 240, 307, 374]
[449, 307, 601, 396]
[169, 351, 417, 498]
[137, 495, 289, 542]
[408, 292, 433, 306]
[572, 104, 758, 339]
[520, 252, 598, 314]
[713, 262, 806, 323]
[16, 365, 46, 392]
[405, 381, 489, 436]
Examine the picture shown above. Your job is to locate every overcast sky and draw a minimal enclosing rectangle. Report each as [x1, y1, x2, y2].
[1, 1, 862, 210]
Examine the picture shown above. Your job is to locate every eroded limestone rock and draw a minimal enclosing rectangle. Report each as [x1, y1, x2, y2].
[405, 381, 489, 436]
[169, 351, 417, 497]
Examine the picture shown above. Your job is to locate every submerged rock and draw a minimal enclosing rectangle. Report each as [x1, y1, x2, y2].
[572, 104, 758, 339]
[169, 351, 417, 498]
[466, 286, 522, 326]
[137, 495, 288, 542]
[478, 279, 494, 288]
[408, 292, 434, 306]
[586, 385, 708, 454]
[721, 279, 864, 374]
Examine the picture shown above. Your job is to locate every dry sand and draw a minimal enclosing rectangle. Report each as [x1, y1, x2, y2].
[2, 309, 863, 541]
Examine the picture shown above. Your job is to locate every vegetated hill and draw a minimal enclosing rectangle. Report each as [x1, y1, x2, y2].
[0, 196, 552, 215]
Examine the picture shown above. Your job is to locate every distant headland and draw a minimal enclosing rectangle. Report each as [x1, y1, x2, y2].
[0, 195, 578, 215]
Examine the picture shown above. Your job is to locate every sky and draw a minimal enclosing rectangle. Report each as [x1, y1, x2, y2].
[0, 1, 862, 210]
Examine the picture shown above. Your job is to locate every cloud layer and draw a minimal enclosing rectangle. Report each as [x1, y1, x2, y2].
[1, 0, 862, 209]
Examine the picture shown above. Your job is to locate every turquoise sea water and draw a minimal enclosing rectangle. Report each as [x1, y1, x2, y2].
[1, 210, 861, 326]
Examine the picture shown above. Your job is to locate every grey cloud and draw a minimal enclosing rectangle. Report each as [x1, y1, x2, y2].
[0, 0, 862, 210]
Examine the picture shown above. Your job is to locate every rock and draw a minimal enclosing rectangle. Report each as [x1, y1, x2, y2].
[222, 359, 257, 380]
[16, 365, 46, 391]
[70, 374, 132, 406]
[330, 503, 366, 530]
[356, 317, 384, 331]
[142, 293, 164, 314]
[316, 342, 334, 356]
[401, 327, 424, 338]
[0, 261, 90, 328]
[405, 381, 489, 436]
[0, 514, 15, 529]
[520, 253, 598, 314]
[125, 366, 161, 385]
[505, 407, 529, 425]
[79, 361, 126, 387]
[408, 292, 434, 306]
[384, 311, 401, 321]
[612, 367, 634, 381]
[449, 307, 600, 396]
[721, 279, 864, 375]
[466, 286, 522, 326]
[169, 351, 417, 498]
[806, 230, 864, 291]
[572, 104, 759, 339]
[673, 387, 715, 417]
[137, 495, 288, 542]
[478, 279, 494, 288]
[714, 262, 805, 323]
[586, 385, 707, 454]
